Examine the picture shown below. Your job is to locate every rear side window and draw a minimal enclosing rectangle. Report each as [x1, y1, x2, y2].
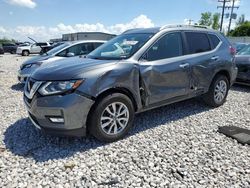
[37, 43, 48, 46]
[185, 32, 211, 54]
[93, 42, 103, 49]
[208, 34, 220, 49]
[146, 32, 183, 61]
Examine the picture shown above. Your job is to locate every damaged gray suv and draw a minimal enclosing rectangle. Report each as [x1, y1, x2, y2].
[24, 25, 238, 142]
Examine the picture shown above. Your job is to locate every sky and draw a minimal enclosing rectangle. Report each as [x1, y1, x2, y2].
[0, 0, 249, 41]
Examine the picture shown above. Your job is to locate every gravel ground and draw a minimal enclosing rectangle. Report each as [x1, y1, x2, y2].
[0, 54, 249, 188]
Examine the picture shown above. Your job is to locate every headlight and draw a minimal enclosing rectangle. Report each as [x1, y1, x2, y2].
[38, 80, 84, 96]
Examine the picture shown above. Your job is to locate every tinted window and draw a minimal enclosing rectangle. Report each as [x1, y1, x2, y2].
[56, 43, 95, 57]
[3, 43, 15, 46]
[93, 42, 103, 49]
[185, 32, 211, 54]
[209, 34, 220, 49]
[79, 43, 94, 55]
[37, 43, 48, 46]
[146, 32, 183, 61]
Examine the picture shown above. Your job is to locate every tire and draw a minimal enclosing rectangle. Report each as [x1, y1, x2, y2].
[22, 50, 29, 56]
[88, 93, 135, 142]
[203, 75, 229, 107]
[11, 50, 16, 54]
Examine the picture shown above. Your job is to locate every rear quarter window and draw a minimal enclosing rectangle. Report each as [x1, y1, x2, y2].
[208, 34, 221, 49]
[185, 32, 211, 54]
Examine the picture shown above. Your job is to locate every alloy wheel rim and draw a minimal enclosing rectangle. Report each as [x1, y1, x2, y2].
[100, 102, 129, 135]
[214, 80, 227, 104]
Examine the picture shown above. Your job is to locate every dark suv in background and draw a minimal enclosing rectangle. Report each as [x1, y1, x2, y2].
[2, 43, 17, 54]
[24, 25, 238, 142]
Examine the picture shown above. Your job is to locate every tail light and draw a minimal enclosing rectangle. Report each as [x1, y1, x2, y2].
[229, 46, 236, 55]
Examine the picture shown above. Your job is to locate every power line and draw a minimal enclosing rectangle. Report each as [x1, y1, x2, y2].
[217, 0, 239, 33]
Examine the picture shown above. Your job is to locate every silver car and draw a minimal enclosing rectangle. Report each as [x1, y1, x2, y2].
[18, 40, 105, 83]
[24, 25, 237, 142]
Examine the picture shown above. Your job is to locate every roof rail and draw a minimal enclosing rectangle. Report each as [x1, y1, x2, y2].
[160, 24, 210, 30]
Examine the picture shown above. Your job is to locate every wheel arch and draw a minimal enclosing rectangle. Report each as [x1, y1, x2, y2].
[93, 87, 138, 112]
[212, 70, 231, 86]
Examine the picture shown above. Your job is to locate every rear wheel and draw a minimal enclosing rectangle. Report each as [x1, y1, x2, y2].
[203, 75, 229, 107]
[88, 93, 135, 142]
[22, 50, 29, 56]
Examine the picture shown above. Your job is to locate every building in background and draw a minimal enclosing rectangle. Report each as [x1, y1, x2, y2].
[62, 32, 116, 41]
[50, 32, 116, 43]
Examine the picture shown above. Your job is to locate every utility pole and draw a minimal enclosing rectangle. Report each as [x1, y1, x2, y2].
[187, 19, 193, 25]
[218, 0, 230, 32]
[228, 0, 239, 34]
[217, 0, 240, 33]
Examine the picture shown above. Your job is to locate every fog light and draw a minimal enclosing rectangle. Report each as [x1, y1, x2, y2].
[49, 117, 64, 123]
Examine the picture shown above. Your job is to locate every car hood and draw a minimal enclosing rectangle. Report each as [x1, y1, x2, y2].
[235, 55, 250, 65]
[22, 55, 51, 66]
[31, 57, 118, 81]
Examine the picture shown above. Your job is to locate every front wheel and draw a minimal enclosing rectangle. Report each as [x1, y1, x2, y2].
[88, 93, 135, 142]
[203, 75, 229, 107]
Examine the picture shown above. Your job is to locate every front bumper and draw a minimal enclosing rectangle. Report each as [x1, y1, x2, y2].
[24, 92, 94, 137]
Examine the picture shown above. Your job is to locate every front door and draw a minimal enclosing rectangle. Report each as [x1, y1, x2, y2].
[139, 32, 191, 105]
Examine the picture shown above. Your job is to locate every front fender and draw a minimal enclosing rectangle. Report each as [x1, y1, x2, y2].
[77, 62, 142, 110]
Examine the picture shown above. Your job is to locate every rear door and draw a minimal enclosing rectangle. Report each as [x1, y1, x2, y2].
[30, 43, 41, 53]
[183, 32, 219, 92]
[139, 32, 191, 105]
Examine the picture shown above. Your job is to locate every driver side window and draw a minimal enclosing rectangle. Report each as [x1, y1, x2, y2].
[144, 32, 183, 61]
[56, 44, 81, 57]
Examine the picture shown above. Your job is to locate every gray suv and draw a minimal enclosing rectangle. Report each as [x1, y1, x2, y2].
[24, 25, 238, 142]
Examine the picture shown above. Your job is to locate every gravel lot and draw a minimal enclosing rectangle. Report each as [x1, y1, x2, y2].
[0, 54, 249, 187]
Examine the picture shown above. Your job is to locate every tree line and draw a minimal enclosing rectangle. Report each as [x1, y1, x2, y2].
[198, 12, 250, 37]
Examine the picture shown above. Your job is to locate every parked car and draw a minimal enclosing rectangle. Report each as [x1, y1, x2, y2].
[2, 43, 17, 54]
[0, 44, 4, 54]
[234, 42, 249, 53]
[235, 44, 250, 85]
[24, 25, 237, 142]
[16, 42, 51, 56]
[18, 40, 105, 83]
[41, 42, 65, 54]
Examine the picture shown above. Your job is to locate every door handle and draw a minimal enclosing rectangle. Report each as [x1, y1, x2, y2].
[179, 63, 190, 69]
[211, 56, 219, 61]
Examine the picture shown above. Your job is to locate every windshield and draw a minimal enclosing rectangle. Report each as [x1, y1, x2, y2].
[45, 43, 70, 56]
[88, 33, 154, 60]
[237, 45, 250, 55]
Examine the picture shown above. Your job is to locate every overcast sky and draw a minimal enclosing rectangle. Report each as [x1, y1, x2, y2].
[0, 0, 249, 41]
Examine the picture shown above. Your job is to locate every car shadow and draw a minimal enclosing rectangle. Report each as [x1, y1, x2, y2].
[11, 83, 25, 91]
[231, 84, 250, 93]
[4, 98, 210, 162]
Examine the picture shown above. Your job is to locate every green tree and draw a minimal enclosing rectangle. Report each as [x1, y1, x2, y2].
[199, 12, 212, 26]
[212, 13, 220, 30]
[229, 21, 250, 36]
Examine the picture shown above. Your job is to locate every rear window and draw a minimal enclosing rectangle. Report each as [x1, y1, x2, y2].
[208, 34, 221, 49]
[185, 32, 211, 54]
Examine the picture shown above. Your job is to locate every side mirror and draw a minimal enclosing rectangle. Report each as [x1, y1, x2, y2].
[66, 52, 75, 57]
